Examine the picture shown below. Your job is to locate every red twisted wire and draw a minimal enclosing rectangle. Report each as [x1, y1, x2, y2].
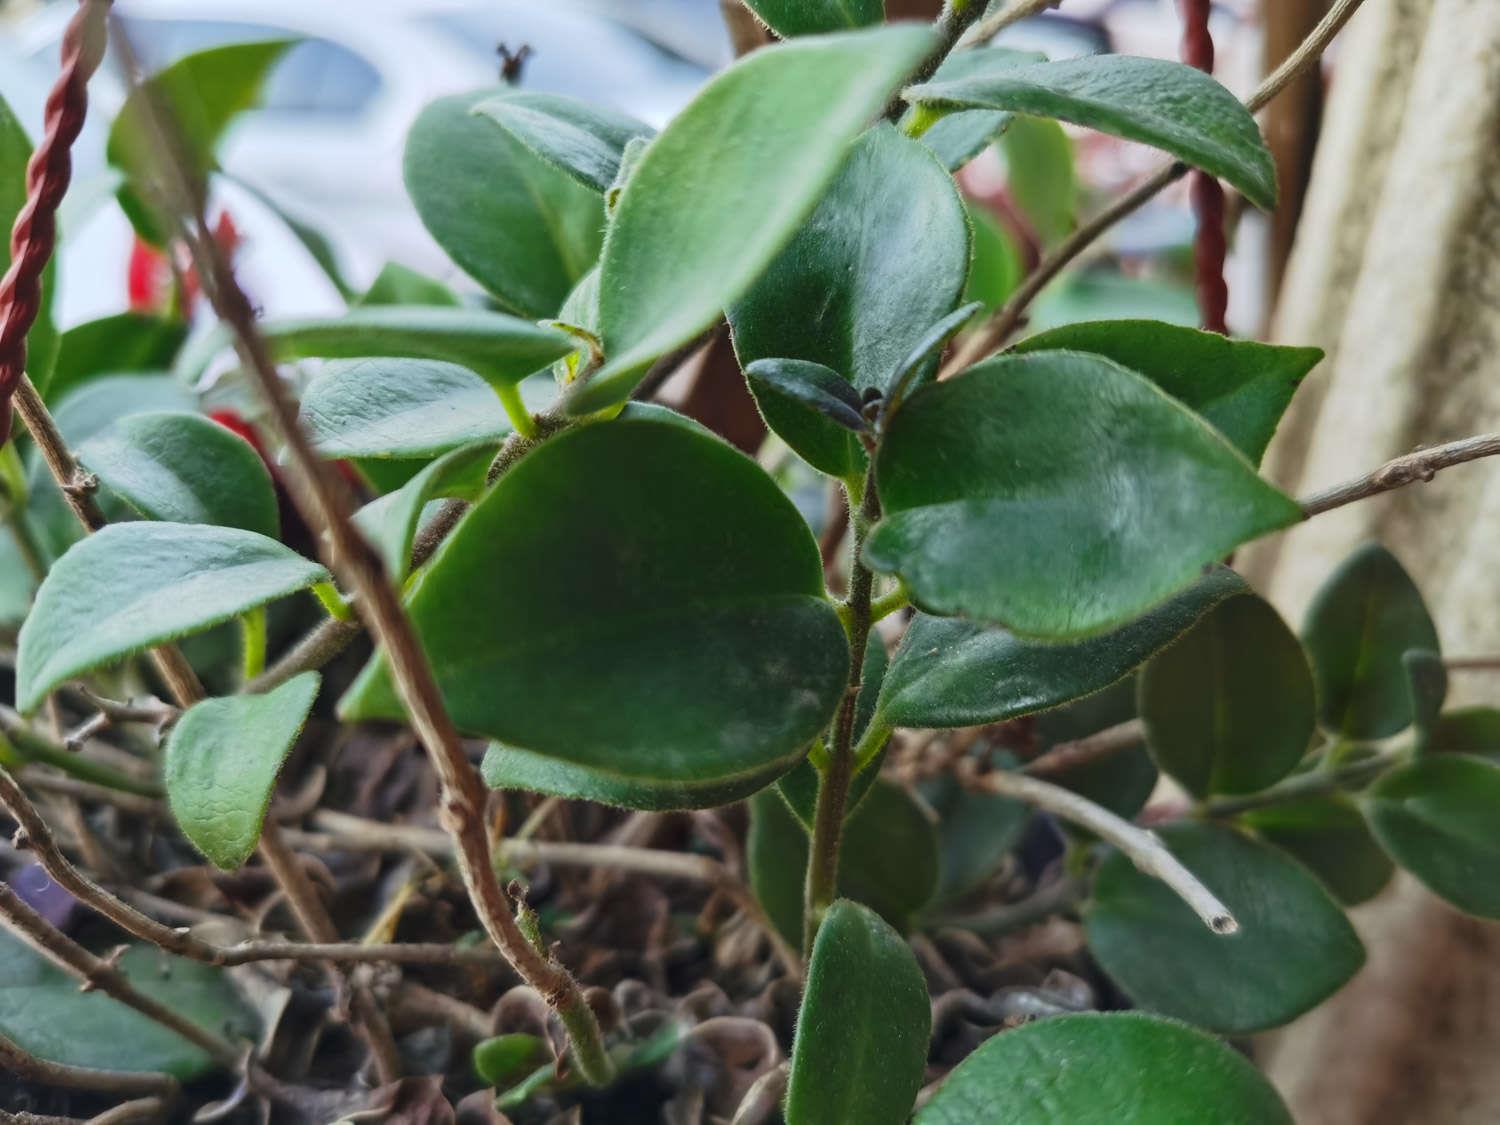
[0, 0, 110, 444]
[1179, 0, 1229, 335]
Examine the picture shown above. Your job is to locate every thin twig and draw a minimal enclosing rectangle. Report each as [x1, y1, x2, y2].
[1202, 747, 1402, 819]
[958, 761, 1238, 933]
[1298, 433, 1500, 517]
[0, 705, 161, 796]
[1245, 0, 1365, 115]
[0, 1030, 178, 1097]
[959, 0, 1062, 48]
[1023, 718, 1144, 778]
[84, 1097, 170, 1125]
[1445, 656, 1500, 672]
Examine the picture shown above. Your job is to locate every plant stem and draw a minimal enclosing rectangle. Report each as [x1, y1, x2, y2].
[803, 470, 881, 952]
[1298, 432, 1500, 517]
[884, 0, 987, 122]
[1023, 718, 1145, 778]
[239, 607, 267, 683]
[868, 584, 909, 624]
[0, 705, 161, 796]
[960, 0, 1062, 48]
[5, 508, 47, 582]
[1202, 747, 1404, 818]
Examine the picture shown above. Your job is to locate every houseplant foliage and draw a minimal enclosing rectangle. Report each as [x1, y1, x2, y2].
[4, 1, 1500, 1121]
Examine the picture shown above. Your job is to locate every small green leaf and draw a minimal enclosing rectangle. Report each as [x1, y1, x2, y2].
[1365, 755, 1500, 917]
[78, 411, 279, 537]
[473, 1033, 549, 1087]
[786, 900, 930, 1125]
[356, 262, 460, 308]
[474, 91, 654, 195]
[906, 54, 1277, 210]
[573, 26, 937, 411]
[404, 90, 604, 317]
[299, 359, 521, 459]
[1243, 795, 1393, 906]
[354, 443, 495, 581]
[877, 567, 1246, 730]
[344, 415, 847, 810]
[1000, 114, 1077, 246]
[747, 789, 811, 948]
[919, 109, 1012, 170]
[43, 314, 185, 403]
[867, 352, 1300, 638]
[884, 301, 985, 413]
[0, 934, 256, 1079]
[743, 0, 884, 36]
[1012, 320, 1322, 465]
[1427, 708, 1500, 764]
[919, 770, 1029, 904]
[109, 40, 295, 242]
[913, 1011, 1293, 1125]
[964, 203, 1023, 313]
[1303, 543, 1441, 739]
[16, 523, 328, 712]
[164, 673, 319, 869]
[746, 358, 867, 432]
[1138, 594, 1315, 798]
[1086, 822, 1364, 1033]
[1403, 649, 1447, 750]
[730, 124, 968, 477]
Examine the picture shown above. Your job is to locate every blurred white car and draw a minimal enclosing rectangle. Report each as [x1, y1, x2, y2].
[0, 0, 719, 323]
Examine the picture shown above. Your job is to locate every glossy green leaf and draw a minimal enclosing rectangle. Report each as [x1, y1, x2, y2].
[1001, 115, 1076, 245]
[1427, 708, 1500, 764]
[1086, 822, 1364, 1033]
[1303, 543, 1441, 739]
[884, 301, 985, 413]
[1365, 755, 1500, 917]
[1243, 795, 1393, 906]
[354, 442, 495, 580]
[877, 567, 1246, 730]
[748, 788, 814, 950]
[0, 933, 256, 1079]
[744, 0, 883, 36]
[344, 416, 847, 810]
[919, 770, 1028, 903]
[964, 203, 1023, 313]
[77, 411, 279, 537]
[730, 124, 968, 476]
[920, 109, 1012, 170]
[746, 358, 866, 433]
[474, 91, 654, 195]
[573, 26, 936, 411]
[1139, 594, 1315, 798]
[914, 1011, 1292, 1125]
[16, 522, 328, 712]
[404, 90, 604, 317]
[906, 54, 1277, 209]
[867, 352, 1300, 637]
[43, 313, 187, 404]
[356, 262, 460, 308]
[298, 358, 517, 459]
[109, 40, 295, 242]
[1, 94, 57, 392]
[164, 673, 319, 869]
[786, 900, 930, 1125]
[1013, 320, 1322, 465]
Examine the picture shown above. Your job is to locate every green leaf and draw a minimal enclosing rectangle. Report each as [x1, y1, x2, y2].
[298, 358, 518, 459]
[884, 301, 985, 413]
[77, 411, 279, 537]
[867, 352, 1300, 638]
[1428, 708, 1500, 764]
[786, 900, 930, 1125]
[963, 203, 1023, 313]
[877, 566, 1246, 729]
[913, 1011, 1292, 1125]
[224, 172, 355, 301]
[343, 415, 847, 810]
[745, 358, 868, 439]
[747, 788, 813, 950]
[44, 313, 187, 404]
[16, 523, 328, 712]
[743, 0, 884, 36]
[572, 26, 937, 412]
[1086, 822, 1364, 1033]
[356, 262, 460, 308]
[354, 442, 495, 581]
[1012, 320, 1322, 465]
[473, 1033, 549, 1087]
[1032, 270, 1197, 332]
[919, 770, 1028, 904]
[1365, 755, 1500, 917]
[919, 109, 1012, 170]
[1403, 649, 1447, 750]
[474, 91, 654, 195]
[1, 94, 57, 392]
[1303, 543, 1441, 739]
[1243, 795, 1393, 906]
[108, 40, 296, 242]
[729, 123, 968, 477]
[164, 673, 319, 869]
[0, 934, 256, 1079]
[404, 90, 604, 317]
[1138, 594, 1315, 798]
[906, 54, 1277, 210]
[1000, 114, 1077, 246]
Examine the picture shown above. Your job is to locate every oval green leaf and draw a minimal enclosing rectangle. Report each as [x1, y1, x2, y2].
[786, 900, 930, 1125]
[906, 54, 1277, 209]
[919, 770, 1029, 904]
[1139, 593, 1315, 798]
[164, 672, 320, 870]
[44, 313, 185, 403]
[16, 523, 329, 712]
[1303, 543, 1441, 739]
[77, 411, 279, 537]
[404, 90, 604, 317]
[1000, 114, 1077, 246]
[1086, 821, 1364, 1033]
[877, 566, 1246, 729]
[572, 25, 937, 412]
[1428, 707, 1500, 764]
[354, 442, 495, 581]
[867, 352, 1301, 638]
[1013, 320, 1322, 465]
[1242, 795, 1393, 906]
[914, 1011, 1292, 1125]
[343, 415, 847, 810]
[744, 0, 883, 37]
[357, 262, 461, 308]
[473, 91, 655, 195]
[1365, 755, 1500, 917]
